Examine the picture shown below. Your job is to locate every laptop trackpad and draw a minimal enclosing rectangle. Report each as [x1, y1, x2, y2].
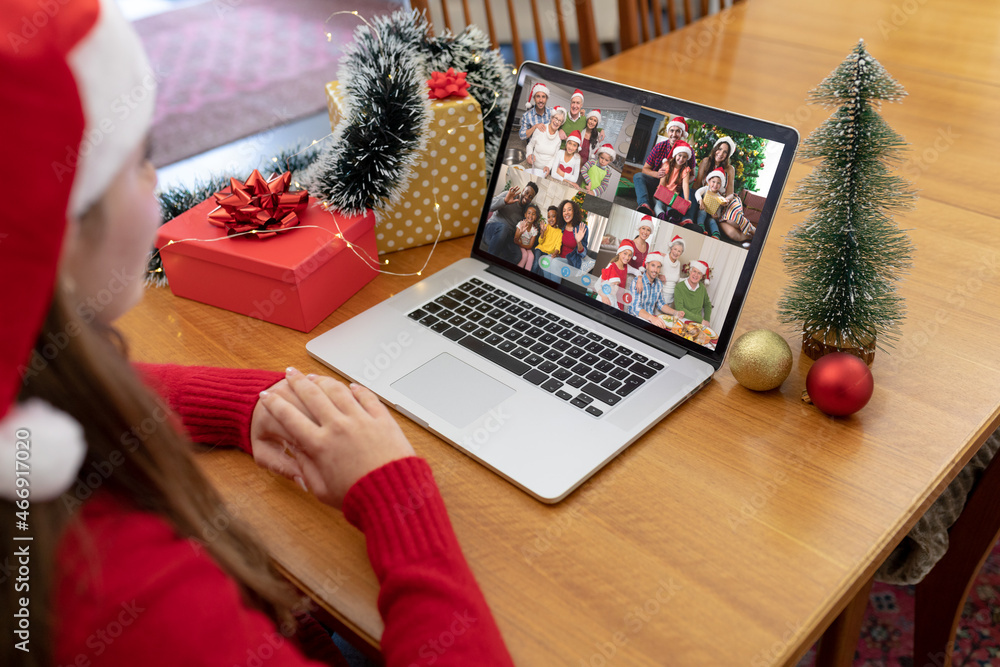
[391, 353, 516, 429]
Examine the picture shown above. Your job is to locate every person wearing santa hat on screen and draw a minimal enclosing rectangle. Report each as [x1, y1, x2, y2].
[673, 260, 713, 326]
[626, 251, 685, 327]
[580, 143, 617, 198]
[577, 107, 605, 165]
[598, 242, 634, 308]
[0, 2, 514, 666]
[519, 80, 552, 141]
[632, 115, 694, 216]
[559, 88, 606, 147]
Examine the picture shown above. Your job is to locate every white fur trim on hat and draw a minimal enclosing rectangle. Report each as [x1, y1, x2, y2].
[669, 234, 686, 250]
[713, 136, 736, 159]
[571, 89, 584, 102]
[616, 242, 634, 257]
[645, 251, 665, 266]
[67, 2, 156, 217]
[689, 260, 709, 276]
[1, 400, 86, 503]
[526, 82, 551, 109]
[551, 105, 567, 119]
[705, 169, 727, 188]
[638, 215, 653, 231]
[587, 108, 601, 125]
[597, 143, 615, 159]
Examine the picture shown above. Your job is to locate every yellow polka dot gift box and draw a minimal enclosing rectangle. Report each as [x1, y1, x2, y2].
[326, 81, 487, 254]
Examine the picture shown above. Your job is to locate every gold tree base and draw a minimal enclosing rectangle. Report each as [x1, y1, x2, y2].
[801, 329, 876, 366]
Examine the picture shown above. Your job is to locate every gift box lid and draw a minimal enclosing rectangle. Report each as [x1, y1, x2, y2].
[156, 197, 374, 284]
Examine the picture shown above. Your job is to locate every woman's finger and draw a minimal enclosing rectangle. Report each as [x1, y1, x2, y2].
[309, 375, 365, 419]
[259, 390, 321, 452]
[349, 383, 387, 418]
[283, 368, 339, 424]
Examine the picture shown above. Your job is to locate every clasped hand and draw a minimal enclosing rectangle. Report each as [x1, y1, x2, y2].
[251, 368, 415, 508]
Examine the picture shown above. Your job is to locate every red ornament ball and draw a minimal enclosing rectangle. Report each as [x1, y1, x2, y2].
[805, 352, 874, 417]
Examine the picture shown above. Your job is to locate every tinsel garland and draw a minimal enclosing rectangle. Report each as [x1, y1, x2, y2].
[304, 9, 513, 220]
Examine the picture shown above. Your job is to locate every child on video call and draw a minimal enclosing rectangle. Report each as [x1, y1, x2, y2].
[581, 144, 616, 197]
[515, 204, 542, 270]
[696, 169, 756, 243]
[0, 2, 514, 666]
[546, 130, 582, 185]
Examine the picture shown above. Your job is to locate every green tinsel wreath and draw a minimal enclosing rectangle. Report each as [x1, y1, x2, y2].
[304, 9, 514, 219]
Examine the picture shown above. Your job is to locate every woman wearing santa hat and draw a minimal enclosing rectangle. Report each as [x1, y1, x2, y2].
[0, 2, 513, 666]
[525, 105, 566, 176]
[695, 136, 737, 199]
[661, 234, 688, 307]
[577, 108, 604, 166]
[673, 260, 713, 326]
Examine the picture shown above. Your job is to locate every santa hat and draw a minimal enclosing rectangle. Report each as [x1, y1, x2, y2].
[571, 89, 584, 102]
[526, 81, 551, 109]
[551, 105, 567, 119]
[713, 136, 737, 159]
[645, 251, 666, 266]
[669, 234, 686, 251]
[565, 131, 582, 146]
[597, 143, 615, 159]
[587, 108, 602, 125]
[670, 141, 693, 160]
[616, 240, 635, 257]
[688, 260, 710, 284]
[705, 169, 727, 188]
[665, 116, 689, 138]
[638, 215, 654, 231]
[0, 0, 154, 501]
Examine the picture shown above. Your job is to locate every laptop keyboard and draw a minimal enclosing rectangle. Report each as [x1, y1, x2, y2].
[406, 277, 666, 418]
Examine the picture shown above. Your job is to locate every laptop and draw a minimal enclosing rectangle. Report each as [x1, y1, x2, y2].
[307, 61, 799, 503]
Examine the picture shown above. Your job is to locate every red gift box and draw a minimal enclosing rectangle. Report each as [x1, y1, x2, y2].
[156, 197, 378, 332]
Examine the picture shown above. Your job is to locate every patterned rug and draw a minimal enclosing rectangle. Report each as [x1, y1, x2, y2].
[796, 538, 1000, 666]
[134, 0, 403, 166]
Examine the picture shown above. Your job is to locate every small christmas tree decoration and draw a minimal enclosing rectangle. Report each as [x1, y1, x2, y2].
[728, 329, 793, 391]
[804, 352, 874, 417]
[778, 40, 915, 364]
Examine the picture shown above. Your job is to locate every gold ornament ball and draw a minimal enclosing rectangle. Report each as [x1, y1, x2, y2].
[729, 329, 793, 391]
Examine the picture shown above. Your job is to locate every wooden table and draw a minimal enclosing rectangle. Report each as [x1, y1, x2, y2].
[120, 0, 1000, 664]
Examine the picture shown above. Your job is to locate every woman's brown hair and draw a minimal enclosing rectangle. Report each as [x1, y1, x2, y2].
[1, 290, 299, 666]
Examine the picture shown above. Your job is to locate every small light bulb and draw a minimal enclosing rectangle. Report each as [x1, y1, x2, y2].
[326, 32, 332, 41]
[417, 271, 422, 276]
[447, 128, 455, 134]
[272, 157, 278, 162]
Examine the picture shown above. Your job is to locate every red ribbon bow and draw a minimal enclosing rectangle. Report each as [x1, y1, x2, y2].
[207, 170, 308, 239]
[427, 68, 470, 100]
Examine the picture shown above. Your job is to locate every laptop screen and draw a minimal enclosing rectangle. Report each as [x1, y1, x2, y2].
[471, 62, 798, 366]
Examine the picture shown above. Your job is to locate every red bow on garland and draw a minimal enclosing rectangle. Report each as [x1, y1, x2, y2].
[207, 170, 308, 238]
[427, 67, 470, 100]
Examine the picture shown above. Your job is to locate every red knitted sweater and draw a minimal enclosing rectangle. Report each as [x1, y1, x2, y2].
[54, 364, 513, 666]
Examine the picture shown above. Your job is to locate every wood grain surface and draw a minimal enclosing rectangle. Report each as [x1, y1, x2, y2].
[119, 1, 1000, 663]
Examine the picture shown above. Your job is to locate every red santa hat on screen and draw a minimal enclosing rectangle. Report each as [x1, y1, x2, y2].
[669, 234, 686, 251]
[638, 215, 654, 231]
[688, 260, 710, 285]
[571, 89, 585, 102]
[597, 143, 616, 159]
[565, 130, 582, 146]
[616, 240, 635, 258]
[645, 251, 666, 267]
[670, 141, 693, 161]
[666, 116, 689, 138]
[705, 169, 727, 189]
[0, 0, 155, 502]
[526, 81, 551, 108]
[587, 108, 602, 125]
[551, 105, 567, 120]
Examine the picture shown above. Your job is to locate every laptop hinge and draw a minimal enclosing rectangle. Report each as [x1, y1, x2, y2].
[485, 264, 692, 362]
